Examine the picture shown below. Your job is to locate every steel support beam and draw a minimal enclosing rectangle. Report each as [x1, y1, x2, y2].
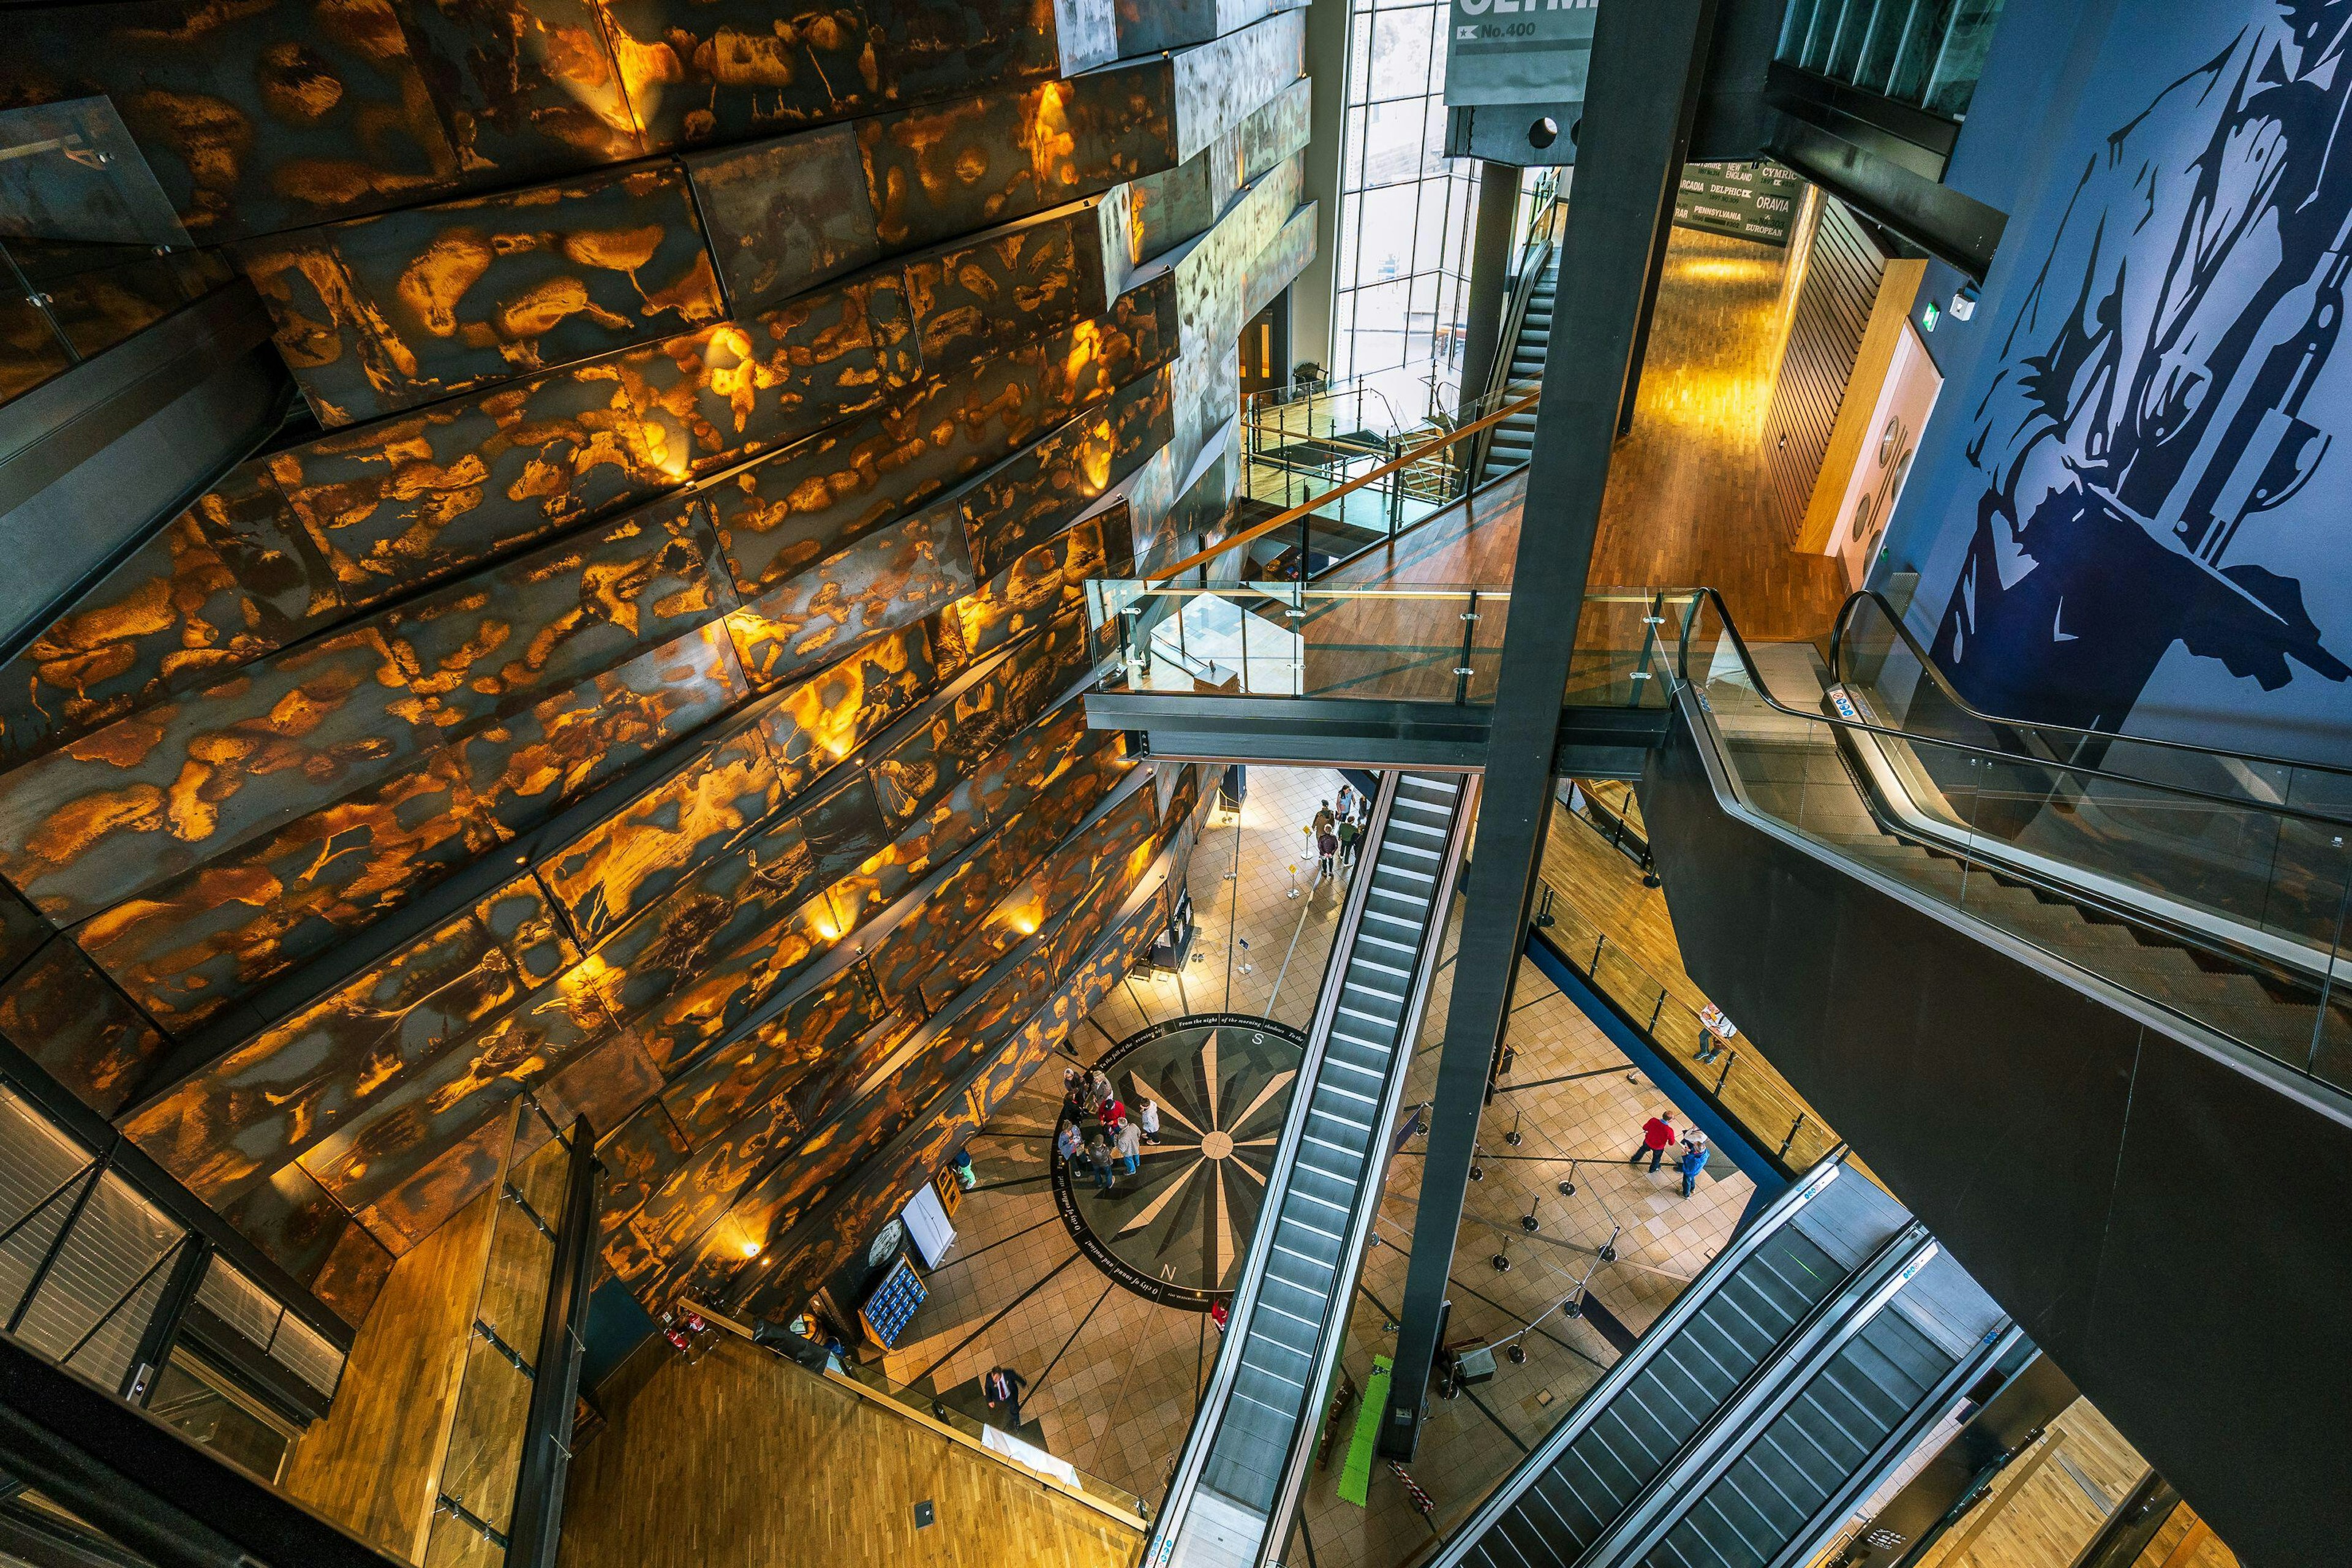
[1378, 0, 1719, 1459]
[505, 1115, 602, 1568]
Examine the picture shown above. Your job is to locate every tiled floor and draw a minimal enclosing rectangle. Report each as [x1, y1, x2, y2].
[878, 766, 1755, 1568]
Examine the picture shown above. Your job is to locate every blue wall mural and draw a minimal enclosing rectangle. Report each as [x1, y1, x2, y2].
[1882, 0, 2352, 767]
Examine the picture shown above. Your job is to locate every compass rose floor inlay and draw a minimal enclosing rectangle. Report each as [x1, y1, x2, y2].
[1052, 1014, 1306, 1308]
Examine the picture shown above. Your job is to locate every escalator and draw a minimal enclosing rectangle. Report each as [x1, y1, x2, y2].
[1432, 1155, 2011, 1568]
[1480, 249, 1556, 482]
[1154, 771, 1475, 1568]
[1648, 590, 2352, 1567]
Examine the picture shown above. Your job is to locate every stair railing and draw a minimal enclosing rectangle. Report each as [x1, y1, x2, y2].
[1675, 588, 2352, 1089]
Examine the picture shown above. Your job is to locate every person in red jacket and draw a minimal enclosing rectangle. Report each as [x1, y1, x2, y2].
[1627, 1110, 1678, 1174]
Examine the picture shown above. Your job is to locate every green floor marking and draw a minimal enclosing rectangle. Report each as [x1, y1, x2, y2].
[1338, 1355, 1391, 1506]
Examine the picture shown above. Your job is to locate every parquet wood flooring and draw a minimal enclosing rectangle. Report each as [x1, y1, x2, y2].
[557, 1336, 1142, 1568]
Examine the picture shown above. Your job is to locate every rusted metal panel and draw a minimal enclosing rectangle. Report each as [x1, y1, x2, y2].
[753, 619, 938, 791]
[903, 203, 1106, 369]
[292, 959, 620, 1220]
[118, 872, 567, 1205]
[587, 0, 893, 153]
[532, 1023, 663, 1140]
[593, 774, 890, 1063]
[657, 970, 875, 1143]
[240, 162, 726, 426]
[881, 0, 1063, 108]
[868, 635, 1046, 827]
[0, 628, 428, 928]
[537, 723, 783, 945]
[0, 462, 337, 772]
[935, 513, 1104, 670]
[961, 367, 1169, 577]
[682, 125, 880, 316]
[259, 271, 896, 612]
[722, 497, 974, 693]
[311, 1218, 398, 1326]
[596, 1096, 692, 1229]
[391, 0, 647, 179]
[815, 778, 987, 941]
[72, 747, 499, 1032]
[0, 937, 172, 1117]
[0, 0, 464, 243]
[382, 492, 734, 739]
[451, 620, 748, 842]
[220, 1161, 355, 1286]
[856, 71, 1177, 254]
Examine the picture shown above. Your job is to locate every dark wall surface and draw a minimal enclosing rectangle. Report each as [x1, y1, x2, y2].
[1643, 705, 2352, 1567]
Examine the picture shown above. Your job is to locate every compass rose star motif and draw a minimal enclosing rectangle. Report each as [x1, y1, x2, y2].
[1055, 1016, 1305, 1309]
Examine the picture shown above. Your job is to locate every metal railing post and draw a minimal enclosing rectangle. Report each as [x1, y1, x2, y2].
[1777, 1113, 1807, 1161]
[1455, 590, 1479, 706]
[1714, 1052, 1735, 1096]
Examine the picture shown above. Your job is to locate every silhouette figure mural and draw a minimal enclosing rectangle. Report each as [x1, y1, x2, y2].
[1923, 1, 2352, 758]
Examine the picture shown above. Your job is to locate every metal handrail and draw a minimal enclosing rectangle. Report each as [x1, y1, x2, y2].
[1829, 587, 2352, 788]
[1411, 1153, 1853, 1568]
[1152, 390, 1543, 582]
[1145, 773, 1404, 1566]
[1683, 587, 2352, 832]
[1255, 773, 1479, 1564]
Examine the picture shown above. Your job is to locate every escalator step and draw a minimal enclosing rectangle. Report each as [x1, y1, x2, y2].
[1784, 1390, 1872, 1469]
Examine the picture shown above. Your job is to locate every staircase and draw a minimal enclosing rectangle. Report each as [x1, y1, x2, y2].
[1482, 250, 1557, 481]
[1710, 644, 2336, 1073]
[1158, 772, 1474, 1568]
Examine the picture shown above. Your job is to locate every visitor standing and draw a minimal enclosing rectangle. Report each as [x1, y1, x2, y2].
[1316, 826, 1338, 881]
[1056, 1121, 1083, 1165]
[1337, 814, 1362, 869]
[1115, 1117, 1142, 1177]
[1627, 1111, 1678, 1174]
[1679, 1132, 1711, 1199]
[1138, 1097, 1161, 1145]
[984, 1366, 1028, 1430]
[1085, 1133, 1117, 1192]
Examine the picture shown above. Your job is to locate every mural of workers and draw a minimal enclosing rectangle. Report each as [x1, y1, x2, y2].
[1926, 0, 2352, 752]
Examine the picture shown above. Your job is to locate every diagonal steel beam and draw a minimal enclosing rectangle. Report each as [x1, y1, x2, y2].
[1378, 0, 1722, 1459]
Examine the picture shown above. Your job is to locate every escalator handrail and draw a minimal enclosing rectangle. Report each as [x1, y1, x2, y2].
[1257, 772, 1479, 1564]
[1146, 772, 1404, 1563]
[1756, 1321, 2027, 1568]
[1829, 589, 2352, 788]
[1676, 586, 2352, 831]
[1413, 1153, 1855, 1568]
[1574, 1222, 1941, 1568]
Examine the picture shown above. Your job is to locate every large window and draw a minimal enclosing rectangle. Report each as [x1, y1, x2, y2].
[1329, 0, 1479, 429]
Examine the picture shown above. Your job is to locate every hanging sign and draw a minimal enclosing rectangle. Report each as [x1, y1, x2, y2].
[1673, 162, 1806, 247]
[1444, 0, 1600, 108]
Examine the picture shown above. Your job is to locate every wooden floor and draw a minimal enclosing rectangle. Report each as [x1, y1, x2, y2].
[1905, 1398, 2155, 1568]
[1538, 793, 1877, 1185]
[1331, 225, 1850, 647]
[557, 1336, 1143, 1568]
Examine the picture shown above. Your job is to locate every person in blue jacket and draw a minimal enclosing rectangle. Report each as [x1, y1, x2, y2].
[1678, 1132, 1711, 1199]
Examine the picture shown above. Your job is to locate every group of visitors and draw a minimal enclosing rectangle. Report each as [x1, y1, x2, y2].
[1306, 783, 1374, 883]
[1055, 1066, 1160, 1194]
[1628, 1109, 1712, 1198]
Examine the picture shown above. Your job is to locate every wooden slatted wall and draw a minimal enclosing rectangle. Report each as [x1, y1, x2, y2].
[1760, 199, 1887, 543]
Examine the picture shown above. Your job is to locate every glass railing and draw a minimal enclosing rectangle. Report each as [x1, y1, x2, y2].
[1775, 0, 2007, 122]
[1681, 590, 2352, 1090]
[1833, 589, 2352, 821]
[1087, 582, 1692, 709]
[684, 1300, 1151, 1525]
[1529, 871, 1841, 1174]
